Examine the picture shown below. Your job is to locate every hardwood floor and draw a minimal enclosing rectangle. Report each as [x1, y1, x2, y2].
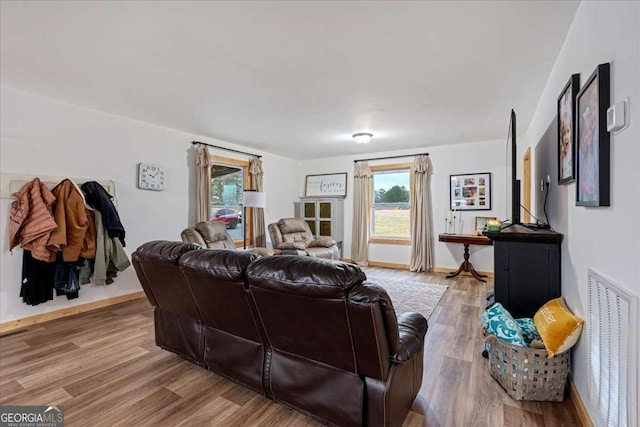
[0, 269, 582, 426]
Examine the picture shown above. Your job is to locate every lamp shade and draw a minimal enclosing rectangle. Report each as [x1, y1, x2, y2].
[243, 191, 266, 208]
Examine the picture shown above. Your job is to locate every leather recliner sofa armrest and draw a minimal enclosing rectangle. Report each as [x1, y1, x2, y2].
[391, 312, 428, 363]
[245, 247, 274, 257]
[278, 249, 309, 256]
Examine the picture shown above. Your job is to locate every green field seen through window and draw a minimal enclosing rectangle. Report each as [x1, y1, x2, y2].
[373, 208, 410, 238]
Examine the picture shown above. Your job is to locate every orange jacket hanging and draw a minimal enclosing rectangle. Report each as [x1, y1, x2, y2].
[9, 178, 58, 261]
[47, 179, 95, 262]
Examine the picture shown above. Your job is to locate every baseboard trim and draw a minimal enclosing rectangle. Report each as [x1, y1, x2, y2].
[569, 375, 593, 427]
[0, 291, 146, 336]
[368, 260, 411, 270]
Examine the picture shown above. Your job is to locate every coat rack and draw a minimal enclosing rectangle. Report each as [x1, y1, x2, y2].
[0, 173, 116, 204]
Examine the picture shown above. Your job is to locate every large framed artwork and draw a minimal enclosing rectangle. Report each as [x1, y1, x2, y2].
[576, 63, 610, 207]
[449, 172, 491, 211]
[558, 73, 580, 184]
[305, 172, 347, 197]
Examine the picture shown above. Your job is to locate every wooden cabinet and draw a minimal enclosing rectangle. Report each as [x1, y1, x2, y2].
[484, 225, 563, 318]
[294, 198, 344, 255]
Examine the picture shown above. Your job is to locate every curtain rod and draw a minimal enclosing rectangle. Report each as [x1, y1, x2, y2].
[192, 141, 262, 158]
[353, 152, 429, 163]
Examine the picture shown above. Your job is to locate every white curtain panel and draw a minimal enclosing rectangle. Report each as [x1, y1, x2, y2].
[351, 161, 372, 266]
[249, 156, 266, 247]
[196, 146, 211, 224]
[410, 154, 434, 272]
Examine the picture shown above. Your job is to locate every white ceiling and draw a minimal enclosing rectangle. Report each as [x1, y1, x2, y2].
[0, 1, 579, 160]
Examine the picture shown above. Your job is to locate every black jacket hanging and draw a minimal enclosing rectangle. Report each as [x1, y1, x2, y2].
[80, 181, 126, 246]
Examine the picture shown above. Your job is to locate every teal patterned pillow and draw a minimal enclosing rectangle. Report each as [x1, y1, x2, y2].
[481, 303, 526, 346]
[515, 318, 540, 343]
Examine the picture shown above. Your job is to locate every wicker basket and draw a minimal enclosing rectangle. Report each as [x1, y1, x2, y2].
[483, 328, 570, 402]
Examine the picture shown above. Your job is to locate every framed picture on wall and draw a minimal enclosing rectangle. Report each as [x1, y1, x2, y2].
[557, 73, 580, 184]
[449, 172, 491, 211]
[305, 172, 347, 197]
[576, 63, 610, 206]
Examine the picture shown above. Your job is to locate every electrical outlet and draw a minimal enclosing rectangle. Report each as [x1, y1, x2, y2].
[540, 179, 544, 191]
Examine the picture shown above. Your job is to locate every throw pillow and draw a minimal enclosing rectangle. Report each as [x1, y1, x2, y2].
[533, 297, 584, 358]
[515, 318, 541, 343]
[481, 303, 526, 347]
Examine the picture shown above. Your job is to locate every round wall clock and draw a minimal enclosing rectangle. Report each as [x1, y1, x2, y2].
[138, 163, 165, 191]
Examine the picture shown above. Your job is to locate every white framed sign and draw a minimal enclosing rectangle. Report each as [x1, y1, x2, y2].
[305, 173, 347, 197]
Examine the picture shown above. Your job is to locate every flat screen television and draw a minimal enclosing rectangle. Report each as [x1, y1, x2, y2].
[505, 109, 521, 225]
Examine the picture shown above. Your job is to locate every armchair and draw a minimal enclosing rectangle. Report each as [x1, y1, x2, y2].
[181, 221, 272, 257]
[268, 218, 339, 260]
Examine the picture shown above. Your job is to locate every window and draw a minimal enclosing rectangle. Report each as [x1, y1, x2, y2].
[210, 156, 252, 246]
[371, 164, 412, 244]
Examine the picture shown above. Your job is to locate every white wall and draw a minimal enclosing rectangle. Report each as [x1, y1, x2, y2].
[298, 140, 506, 271]
[0, 85, 512, 323]
[0, 86, 299, 324]
[524, 1, 640, 421]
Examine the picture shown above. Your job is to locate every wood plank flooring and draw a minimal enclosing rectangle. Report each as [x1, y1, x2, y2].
[0, 269, 582, 426]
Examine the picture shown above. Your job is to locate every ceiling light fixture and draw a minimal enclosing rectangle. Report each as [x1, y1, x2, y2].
[352, 132, 373, 144]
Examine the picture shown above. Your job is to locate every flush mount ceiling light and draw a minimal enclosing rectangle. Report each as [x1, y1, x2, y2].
[352, 132, 373, 144]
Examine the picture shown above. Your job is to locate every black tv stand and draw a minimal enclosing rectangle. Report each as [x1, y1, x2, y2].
[499, 221, 519, 231]
[526, 222, 551, 230]
[484, 224, 563, 317]
[500, 221, 550, 232]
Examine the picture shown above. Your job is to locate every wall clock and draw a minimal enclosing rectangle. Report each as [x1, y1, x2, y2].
[138, 163, 165, 191]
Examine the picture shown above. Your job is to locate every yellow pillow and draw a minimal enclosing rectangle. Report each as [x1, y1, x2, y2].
[533, 297, 584, 358]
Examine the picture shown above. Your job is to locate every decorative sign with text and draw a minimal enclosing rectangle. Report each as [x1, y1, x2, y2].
[305, 173, 347, 197]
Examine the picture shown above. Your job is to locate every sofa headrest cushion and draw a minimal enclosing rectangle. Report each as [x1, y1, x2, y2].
[180, 249, 257, 281]
[134, 241, 201, 264]
[277, 218, 309, 234]
[181, 228, 207, 247]
[195, 221, 233, 245]
[246, 255, 366, 298]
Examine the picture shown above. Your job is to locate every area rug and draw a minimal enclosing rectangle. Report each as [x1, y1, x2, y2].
[365, 275, 448, 320]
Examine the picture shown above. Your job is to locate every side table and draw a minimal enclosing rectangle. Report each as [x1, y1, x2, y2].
[438, 234, 493, 282]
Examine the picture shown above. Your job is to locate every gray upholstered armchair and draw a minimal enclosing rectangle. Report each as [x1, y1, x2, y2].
[181, 221, 273, 257]
[268, 218, 339, 260]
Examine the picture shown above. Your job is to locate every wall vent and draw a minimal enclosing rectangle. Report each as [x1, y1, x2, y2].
[587, 269, 638, 427]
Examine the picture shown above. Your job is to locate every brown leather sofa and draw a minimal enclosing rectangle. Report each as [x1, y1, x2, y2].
[181, 220, 272, 257]
[268, 218, 339, 259]
[132, 241, 428, 427]
[132, 241, 205, 366]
